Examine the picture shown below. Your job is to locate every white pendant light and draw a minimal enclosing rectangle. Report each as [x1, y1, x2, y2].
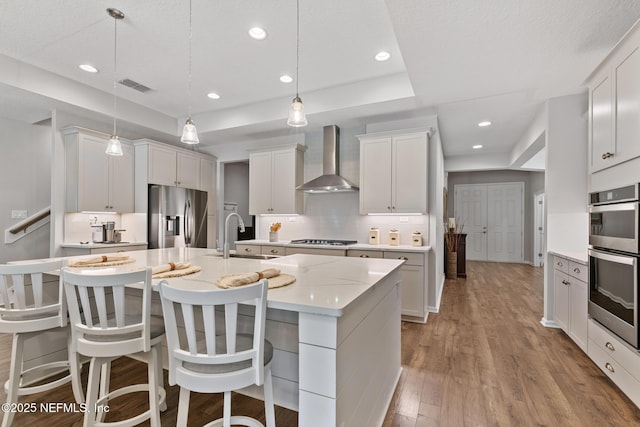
[287, 0, 307, 127]
[181, 0, 199, 144]
[105, 8, 124, 156]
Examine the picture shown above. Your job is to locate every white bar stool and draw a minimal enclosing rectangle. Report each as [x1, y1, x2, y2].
[62, 267, 166, 427]
[0, 260, 84, 427]
[159, 279, 275, 427]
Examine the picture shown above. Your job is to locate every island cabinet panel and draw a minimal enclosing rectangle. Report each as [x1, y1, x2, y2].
[298, 269, 401, 427]
[588, 25, 640, 172]
[357, 128, 429, 214]
[64, 127, 134, 213]
[249, 144, 305, 215]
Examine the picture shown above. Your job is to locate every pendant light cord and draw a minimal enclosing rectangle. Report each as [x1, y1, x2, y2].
[112, 15, 118, 136]
[295, 0, 300, 98]
[188, 0, 193, 119]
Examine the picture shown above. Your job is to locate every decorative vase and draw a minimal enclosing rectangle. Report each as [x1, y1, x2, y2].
[269, 231, 279, 242]
[446, 250, 457, 279]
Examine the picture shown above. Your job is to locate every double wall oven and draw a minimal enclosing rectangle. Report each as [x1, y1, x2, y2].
[588, 184, 640, 348]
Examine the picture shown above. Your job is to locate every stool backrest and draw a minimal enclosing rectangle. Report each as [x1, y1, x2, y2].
[159, 279, 268, 392]
[0, 260, 66, 333]
[62, 267, 153, 358]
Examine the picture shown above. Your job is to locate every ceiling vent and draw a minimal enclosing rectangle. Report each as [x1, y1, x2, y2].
[118, 78, 152, 93]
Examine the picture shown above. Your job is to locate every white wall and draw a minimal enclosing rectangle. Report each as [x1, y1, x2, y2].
[543, 92, 588, 325]
[0, 117, 52, 262]
[223, 162, 251, 225]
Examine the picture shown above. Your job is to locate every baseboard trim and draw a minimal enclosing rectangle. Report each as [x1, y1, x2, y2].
[540, 317, 561, 328]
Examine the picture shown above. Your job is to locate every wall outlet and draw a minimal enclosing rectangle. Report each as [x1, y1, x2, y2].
[12, 210, 28, 219]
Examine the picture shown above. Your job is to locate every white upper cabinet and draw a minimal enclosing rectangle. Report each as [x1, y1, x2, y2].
[63, 127, 134, 213]
[357, 129, 429, 214]
[147, 144, 201, 189]
[200, 156, 216, 214]
[249, 145, 305, 215]
[588, 26, 640, 172]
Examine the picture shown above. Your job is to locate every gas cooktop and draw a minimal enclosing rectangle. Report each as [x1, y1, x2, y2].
[290, 239, 357, 246]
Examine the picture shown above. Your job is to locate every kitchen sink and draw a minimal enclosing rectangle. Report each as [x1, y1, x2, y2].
[207, 253, 278, 260]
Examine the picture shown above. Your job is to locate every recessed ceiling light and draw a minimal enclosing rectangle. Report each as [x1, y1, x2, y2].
[207, 92, 221, 99]
[374, 51, 391, 62]
[280, 75, 293, 83]
[478, 121, 492, 127]
[79, 64, 98, 73]
[248, 27, 267, 40]
[473, 145, 483, 149]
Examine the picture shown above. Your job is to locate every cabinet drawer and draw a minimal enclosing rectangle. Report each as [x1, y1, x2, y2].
[568, 261, 587, 283]
[383, 251, 424, 266]
[285, 247, 347, 256]
[588, 338, 640, 407]
[554, 256, 569, 274]
[347, 250, 383, 259]
[235, 244, 261, 255]
[261, 246, 286, 256]
[588, 319, 640, 382]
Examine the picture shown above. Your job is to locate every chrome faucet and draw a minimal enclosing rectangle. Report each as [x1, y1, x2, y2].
[223, 212, 245, 259]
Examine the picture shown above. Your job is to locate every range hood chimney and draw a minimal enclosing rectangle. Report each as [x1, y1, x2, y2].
[296, 125, 359, 193]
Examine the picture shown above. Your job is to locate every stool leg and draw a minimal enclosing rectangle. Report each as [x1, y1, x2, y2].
[263, 368, 276, 427]
[95, 361, 111, 423]
[223, 391, 232, 427]
[84, 358, 103, 427]
[1, 334, 24, 427]
[147, 347, 161, 427]
[154, 345, 167, 412]
[176, 387, 190, 427]
[68, 334, 84, 404]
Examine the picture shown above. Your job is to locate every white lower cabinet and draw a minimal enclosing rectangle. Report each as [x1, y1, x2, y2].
[553, 256, 587, 351]
[588, 319, 640, 408]
[349, 249, 427, 322]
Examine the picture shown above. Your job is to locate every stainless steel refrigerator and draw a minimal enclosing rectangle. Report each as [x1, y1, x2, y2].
[148, 184, 208, 249]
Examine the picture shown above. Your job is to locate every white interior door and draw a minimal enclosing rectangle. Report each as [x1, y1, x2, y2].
[534, 193, 545, 267]
[487, 183, 523, 262]
[454, 182, 524, 263]
[454, 185, 488, 261]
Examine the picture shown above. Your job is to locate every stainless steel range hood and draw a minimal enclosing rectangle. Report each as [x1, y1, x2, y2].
[296, 125, 359, 193]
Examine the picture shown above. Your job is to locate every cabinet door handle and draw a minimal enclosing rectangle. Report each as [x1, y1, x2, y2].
[557, 261, 563, 267]
[573, 267, 581, 274]
[562, 280, 570, 285]
[270, 249, 278, 254]
[605, 362, 615, 373]
[601, 152, 614, 159]
[387, 206, 391, 210]
[245, 248, 252, 252]
[605, 342, 615, 351]
[359, 254, 370, 258]
[399, 256, 409, 261]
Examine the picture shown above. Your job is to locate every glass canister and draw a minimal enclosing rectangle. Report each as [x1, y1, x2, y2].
[389, 229, 400, 246]
[368, 227, 380, 245]
[411, 231, 422, 247]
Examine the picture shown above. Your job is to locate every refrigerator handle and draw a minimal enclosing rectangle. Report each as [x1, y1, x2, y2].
[184, 199, 192, 245]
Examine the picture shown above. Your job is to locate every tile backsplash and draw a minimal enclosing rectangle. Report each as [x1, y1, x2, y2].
[64, 213, 147, 243]
[255, 192, 429, 246]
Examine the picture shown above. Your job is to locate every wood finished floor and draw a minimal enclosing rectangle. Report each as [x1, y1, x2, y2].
[1, 261, 640, 426]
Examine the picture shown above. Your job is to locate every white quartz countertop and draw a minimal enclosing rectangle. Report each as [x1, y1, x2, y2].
[237, 239, 431, 253]
[548, 250, 588, 265]
[34, 248, 404, 317]
[61, 242, 148, 248]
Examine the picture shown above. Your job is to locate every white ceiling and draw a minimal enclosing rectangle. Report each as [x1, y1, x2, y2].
[1, 0, 640, 165]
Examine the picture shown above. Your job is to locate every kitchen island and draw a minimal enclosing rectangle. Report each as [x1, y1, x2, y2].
[21, 247, 404, 427]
